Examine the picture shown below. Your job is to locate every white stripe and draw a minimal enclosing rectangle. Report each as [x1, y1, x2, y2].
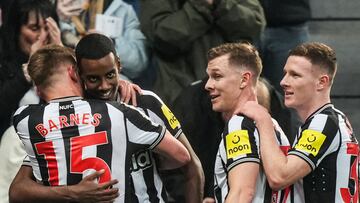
[73, 100, 97, 178]
[16, 115, 42, 180]
[44, 103, 68, 185]
[107, 104, 127, 201]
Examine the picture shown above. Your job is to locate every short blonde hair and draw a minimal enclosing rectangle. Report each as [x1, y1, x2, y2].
[208, 42, 263, 82]
[28, 45, 76, 88]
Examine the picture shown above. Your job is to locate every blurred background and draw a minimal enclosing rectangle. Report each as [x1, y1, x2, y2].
[309, 0, 360, 137]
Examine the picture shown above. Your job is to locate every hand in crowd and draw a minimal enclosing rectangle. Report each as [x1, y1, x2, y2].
[118, 79, 142, 106]
[67, 169, 119, 203]
[57, 0, 83, 21]
[30, 28, 49, 55]
[206, 0, 214, 5]
[30, 17, 62, 56]
[203, 197, 215, 203]
[46, 17, 63, 46]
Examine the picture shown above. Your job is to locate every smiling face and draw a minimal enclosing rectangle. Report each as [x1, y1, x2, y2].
[18, 11, 49, 56]
[205, 54, 243, 114]
[280, 56, 320, 111]
[79, 53, 120, 101]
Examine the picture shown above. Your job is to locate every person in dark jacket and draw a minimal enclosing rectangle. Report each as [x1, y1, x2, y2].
[258, 0, 311, 92]
[0, 0, 62, 139]
[139, 0, 266, 107]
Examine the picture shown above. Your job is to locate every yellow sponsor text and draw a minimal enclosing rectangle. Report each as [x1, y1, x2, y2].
[295, 129, 326, 156]
[161, 104, 180, 129]
[226, 130, 251, 159]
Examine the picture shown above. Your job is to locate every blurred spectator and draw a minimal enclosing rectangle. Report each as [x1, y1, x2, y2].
[58, 0, 148, 82]
[258, 0, 311, 92]
[0, 0, 61, 140]
[139, 0, 266, 107]
[0, 0, 62, 201]
[255, 0, 309, 144]
[0, 0, 13, 27]
[173, 78, 224, 201]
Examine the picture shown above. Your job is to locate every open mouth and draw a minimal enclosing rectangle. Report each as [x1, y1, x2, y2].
[284, 91, 294, 96]
[209, 94, 220, 102]
[98, 91, 113, 99]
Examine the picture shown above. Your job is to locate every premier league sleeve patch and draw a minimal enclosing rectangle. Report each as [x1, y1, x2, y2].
[225, 130, 252, 159]
[294, 129, 326, 156]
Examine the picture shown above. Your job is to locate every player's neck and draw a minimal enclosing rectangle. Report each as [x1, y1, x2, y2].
[40, 82, 83, 102]
[297, 95, 331, 122]
[234, 87, 256, 114]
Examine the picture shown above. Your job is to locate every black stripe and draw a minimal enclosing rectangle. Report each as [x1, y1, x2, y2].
[143, 158, 159, 203]
[89, 100, 113, 176]
[124, 114, 132, 202]
[241, 117, 258, 159]
[129, 176, 140, 203]
[264, 181, 272, 202]
[59, 100, 82, 185]
[13, 105, 32, 128]
[160, 184, 168, 202]
[28, 105, 49, 185]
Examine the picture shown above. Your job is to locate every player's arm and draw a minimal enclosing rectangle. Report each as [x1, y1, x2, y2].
[177, 133, 205, 203]
[142, 93, 204, 203]
[9, 165, 119, 203]
[153, 130, 191, 169]
[226, 162, 259, 203]
[155, 134, 205, 203]
[238, 101, 311, 190]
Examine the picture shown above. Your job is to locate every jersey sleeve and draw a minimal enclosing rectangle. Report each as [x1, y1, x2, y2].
[221, 115, 260, 172]
[138, 91, 183, 139]
[288, 114, 340, 170]
[122, 103, 166, 150]
[22, 155, 32, 167]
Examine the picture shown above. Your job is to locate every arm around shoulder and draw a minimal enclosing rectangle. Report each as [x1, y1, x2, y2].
[153, 130, 191, 168]
[9, 166, 119, 203]
[178, 133, 205, 203]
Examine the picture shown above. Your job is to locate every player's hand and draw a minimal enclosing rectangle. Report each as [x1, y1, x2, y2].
[67, 169, 119, 203]
[118, 79, 142, 106]
[236, 101, 270, 122]
[46, 17, 63, 46]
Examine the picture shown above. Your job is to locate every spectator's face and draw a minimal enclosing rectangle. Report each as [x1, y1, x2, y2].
[18, 11, 49, 56]
[205, 54, 243, 115]
[280, 56, 319, 111]
[79, 53, 120, 101]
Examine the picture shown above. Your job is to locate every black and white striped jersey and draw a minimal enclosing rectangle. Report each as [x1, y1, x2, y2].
[128, 90, 183, 202]
[288, 103, 359, 203]
[13, 96, 166, 203]
[214, 114, 292, 203]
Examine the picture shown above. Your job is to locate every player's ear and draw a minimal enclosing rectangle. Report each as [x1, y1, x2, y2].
[317, 74, 330, 90]
[68, 65, 80, 83]
[240, 71, 251, 89]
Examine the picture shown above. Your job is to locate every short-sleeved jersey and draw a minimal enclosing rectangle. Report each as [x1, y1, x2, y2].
[288, 103, 359, 203]
[13, 97, 166, 203]
[128, 90, 183, 202]
[214, 115, 292, 203]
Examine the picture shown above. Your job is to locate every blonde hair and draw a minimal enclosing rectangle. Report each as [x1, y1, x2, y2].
[28, 45, 76, 88]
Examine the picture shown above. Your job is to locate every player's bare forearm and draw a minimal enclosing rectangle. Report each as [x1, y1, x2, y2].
[255, 115, 311, 190]
[9, 166, 119, 203]
[9, 165, 71, 203]
[178, 134, 205, 203]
